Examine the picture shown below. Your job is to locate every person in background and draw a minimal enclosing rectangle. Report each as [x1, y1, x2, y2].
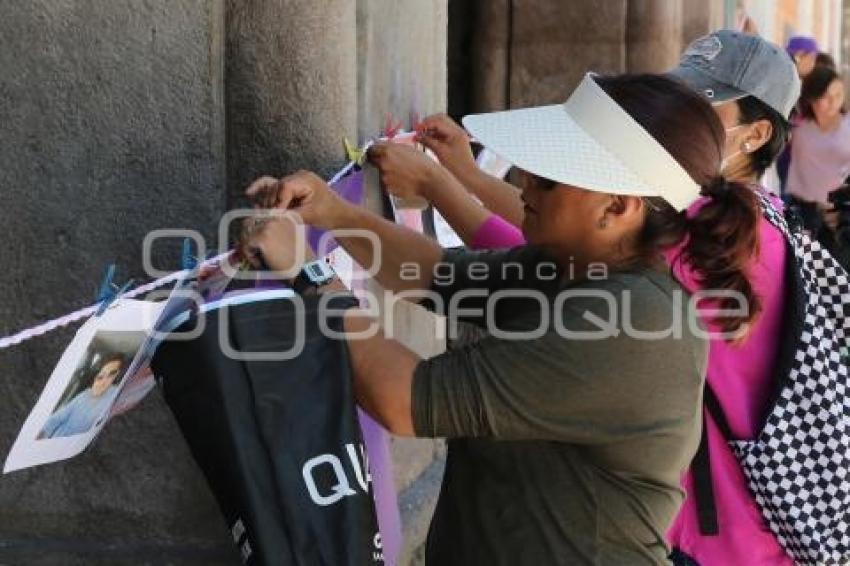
[786, 65, 850, 232]
[663, 40, 797, 566]
[370, 30, 801, 565]
[241, 72, 763, 565]
[39, 353, 125, 439]
[816, 51, 837, 71]
[777, 37, 829, 191]
[786, 35, 820, 79]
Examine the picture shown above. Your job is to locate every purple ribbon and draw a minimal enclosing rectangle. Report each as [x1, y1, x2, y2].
[327, 169, 402, 565]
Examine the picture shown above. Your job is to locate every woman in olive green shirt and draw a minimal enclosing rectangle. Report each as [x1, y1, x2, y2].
[240, 73, 762, 565]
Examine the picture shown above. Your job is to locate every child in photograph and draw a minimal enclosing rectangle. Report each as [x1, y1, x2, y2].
[39, 353, 126, 439]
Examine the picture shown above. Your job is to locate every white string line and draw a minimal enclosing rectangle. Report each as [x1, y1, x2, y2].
[0, 150, 370, 350]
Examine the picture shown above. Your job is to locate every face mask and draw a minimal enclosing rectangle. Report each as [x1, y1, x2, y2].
[720, 124, 747, 173]
[720, 149, 743, 172]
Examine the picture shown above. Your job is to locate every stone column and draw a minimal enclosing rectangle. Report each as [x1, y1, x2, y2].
[510, 0, 629, 107]
[355, 2, 448, 563]
[626, 0, 684, 73]
[470, 0, 513, 112]
[225, 0, 358, 207]
[681, 0, 725, 47]
[453, 0, 628, 113]
[0, 1, 235, 563]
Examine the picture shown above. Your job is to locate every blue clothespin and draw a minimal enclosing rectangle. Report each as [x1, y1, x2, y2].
[181, 238, 197, 271]
[95, 264, 134, 316]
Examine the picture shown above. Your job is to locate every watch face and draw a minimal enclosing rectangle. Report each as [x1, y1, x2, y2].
[304, 260, 335, 284]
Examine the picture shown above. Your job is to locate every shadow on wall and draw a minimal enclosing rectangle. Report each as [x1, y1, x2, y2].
[447, 0, 720, 118]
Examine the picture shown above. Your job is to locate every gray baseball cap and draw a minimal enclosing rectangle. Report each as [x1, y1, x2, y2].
[669, 30, 801, 120]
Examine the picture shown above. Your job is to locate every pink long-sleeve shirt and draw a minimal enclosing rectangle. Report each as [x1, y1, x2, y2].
[469, 200, 792, 565]
[469, 214, 526, 250]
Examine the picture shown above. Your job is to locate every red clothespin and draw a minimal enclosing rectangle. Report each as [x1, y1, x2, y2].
[382, 112, 403, 139]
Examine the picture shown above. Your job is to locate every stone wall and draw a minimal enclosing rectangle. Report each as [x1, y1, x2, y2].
[0, 1, 446, 564]
[224, 0, 358, 206]
[0, 1, 233, 564]
[448, 0, 722, 116]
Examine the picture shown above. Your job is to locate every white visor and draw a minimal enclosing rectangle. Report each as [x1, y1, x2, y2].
[462, 73, 701, 212]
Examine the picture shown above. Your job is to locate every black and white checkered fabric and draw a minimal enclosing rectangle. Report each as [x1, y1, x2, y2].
[729, 193, 850, 564]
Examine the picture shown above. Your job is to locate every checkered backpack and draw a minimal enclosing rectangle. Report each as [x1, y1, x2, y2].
[694, 193, 850, 564]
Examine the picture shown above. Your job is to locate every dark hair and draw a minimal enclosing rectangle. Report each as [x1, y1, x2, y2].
[88, 352, 126, 388]
[736, 95, 790, 177]
[816, 51, 837, 71]
[799, 65, 845, 121]
[595, 74, 761, 337]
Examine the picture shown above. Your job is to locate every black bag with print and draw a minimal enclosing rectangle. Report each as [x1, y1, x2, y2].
[151, 290, 383, 566]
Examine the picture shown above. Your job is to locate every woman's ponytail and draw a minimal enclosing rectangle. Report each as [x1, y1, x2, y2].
[681, 177, 762, 336]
